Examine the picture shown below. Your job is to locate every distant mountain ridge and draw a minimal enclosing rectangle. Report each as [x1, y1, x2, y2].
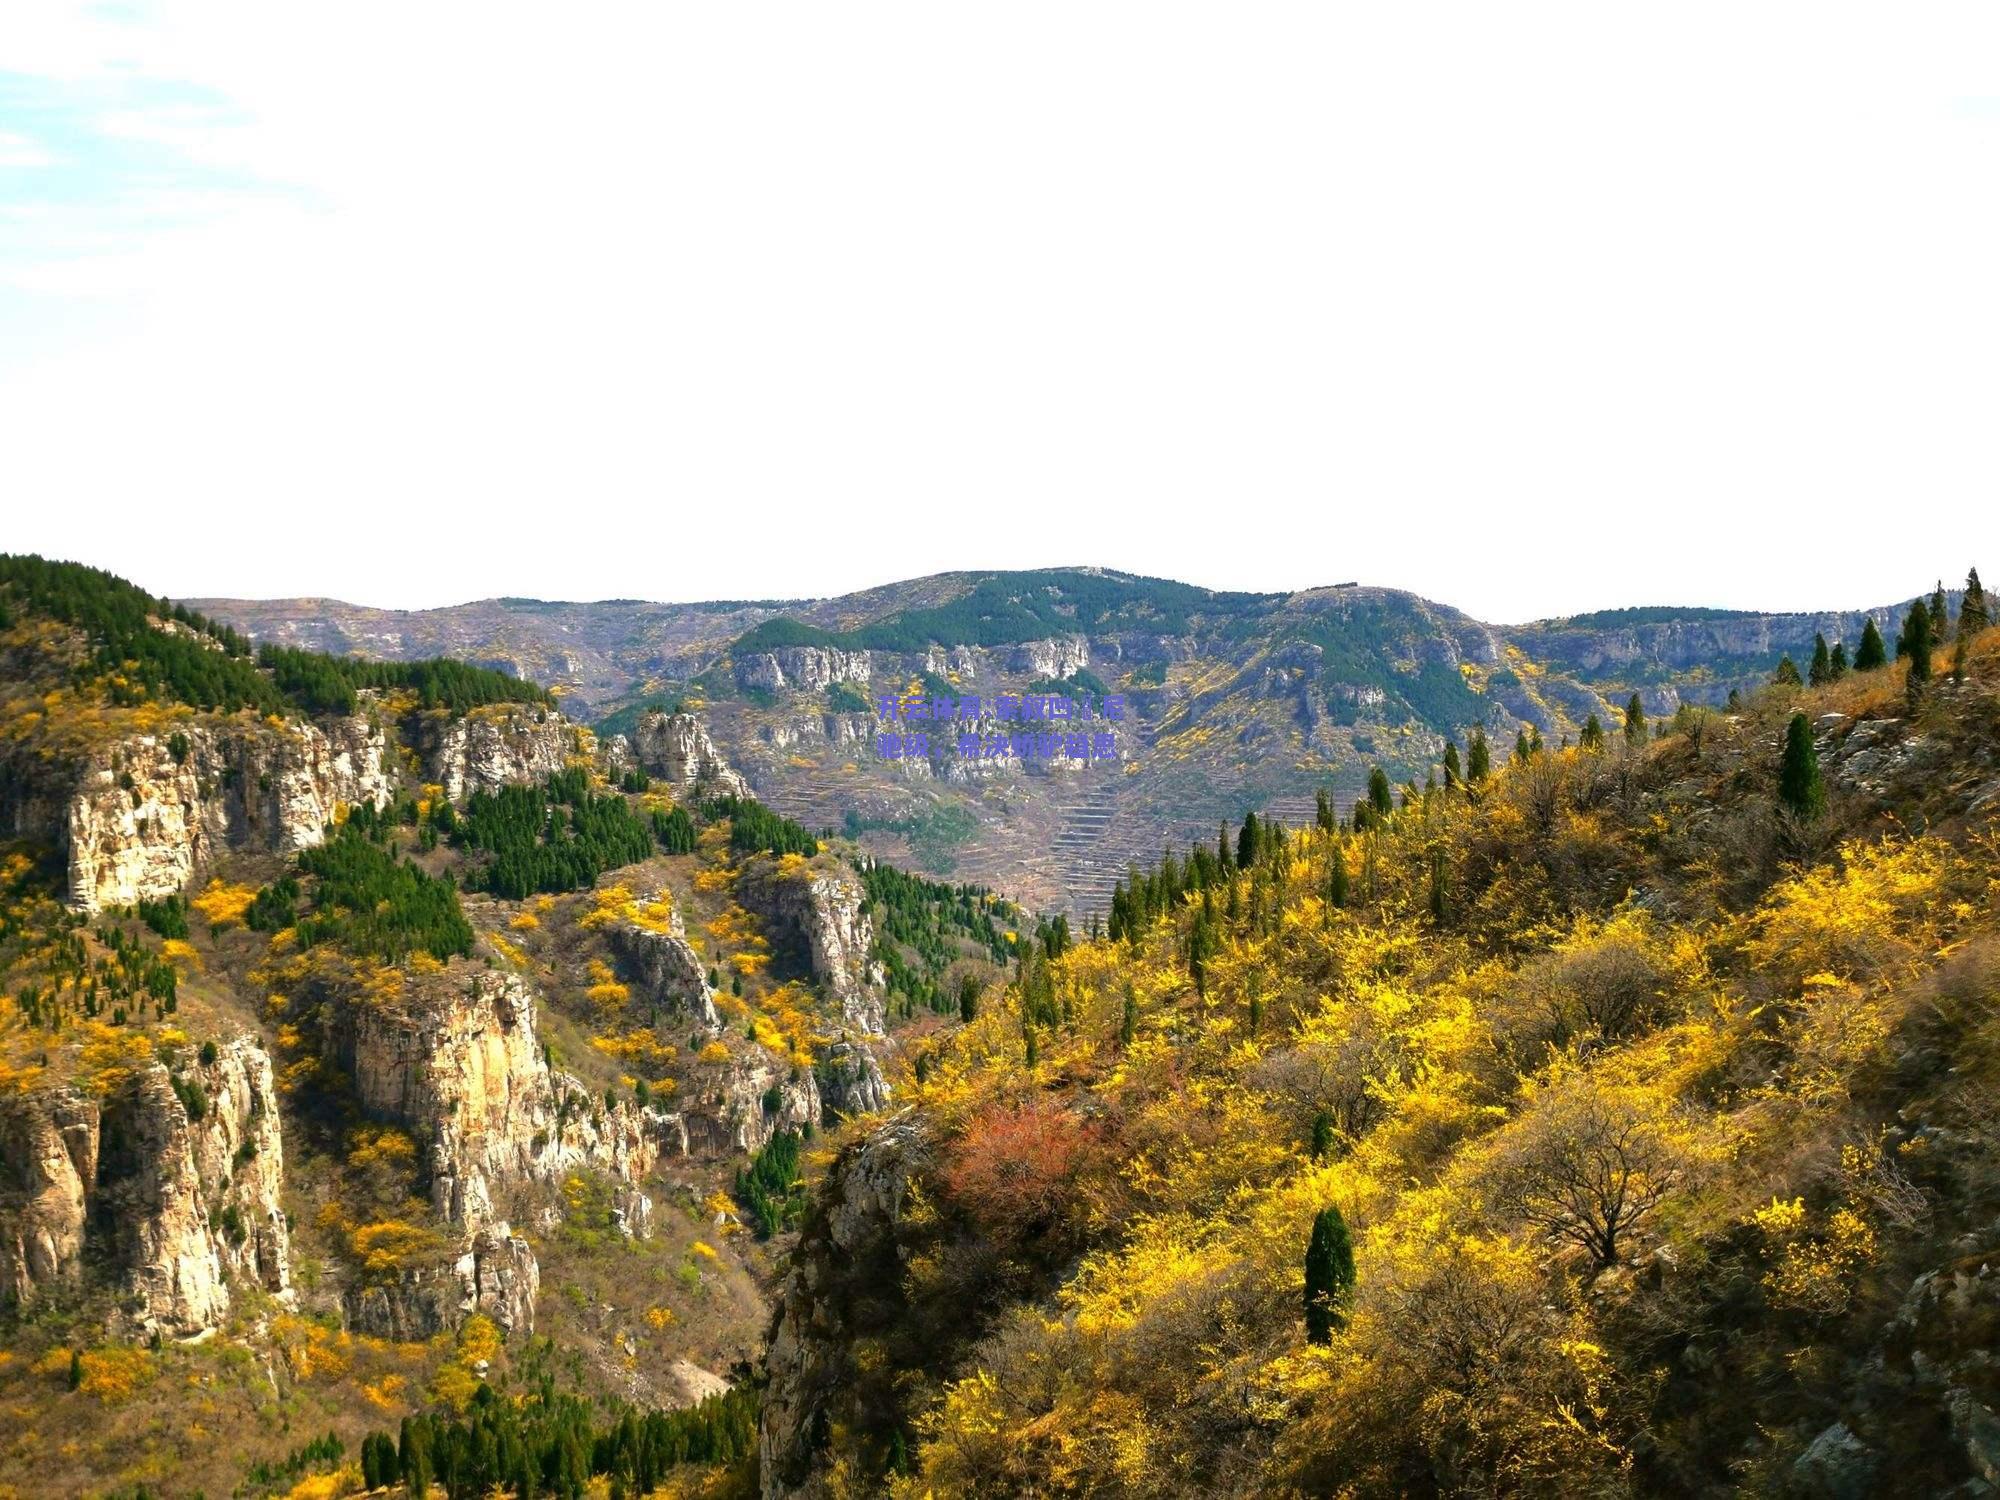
[194, 567, 1953, 916]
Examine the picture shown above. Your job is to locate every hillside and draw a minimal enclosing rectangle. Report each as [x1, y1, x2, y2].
[0, 558, 1023, 1497]
[194, 569, 1937, 920]
[753, 576, 2000, 1497]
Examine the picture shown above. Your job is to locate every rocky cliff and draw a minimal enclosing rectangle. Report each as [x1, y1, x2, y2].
[321, 965, 673, 1231]
[607, 904, 723, 1034]
[759, 1113, 929, 1500]
[56, 715, 391, 912]
[625, 711, 751, 800]
[416, 705, 580, 804]
[0, 1036, 289, 1338]
[734, 857, 892, 1118]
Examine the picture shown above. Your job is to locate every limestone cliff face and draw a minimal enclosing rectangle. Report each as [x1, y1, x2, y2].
[418, 706, 579, 804]
[1009, 636, 1090, 679]
[60, 716, 390, 912]
[346, 1221, 540, 1340]
[630, 712, 751, 799]
[0, 1037, 289, 1337]
[736, 648, 872, 694]
[608, 908, 722, 1034]
[322, 966, 674, 1231]
[735, 857, 892, 1122]
[760, 1114, 929, 1500]
[683, 1053, 820, 1156]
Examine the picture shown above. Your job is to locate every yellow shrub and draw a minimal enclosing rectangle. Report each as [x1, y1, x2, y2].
[190, 880, 258, 928]
[78, 1346, 156, 1404]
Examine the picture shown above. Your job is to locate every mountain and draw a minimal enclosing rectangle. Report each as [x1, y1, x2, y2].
[0, 556, 1027, 1496]
[196, 568, 1932, 918]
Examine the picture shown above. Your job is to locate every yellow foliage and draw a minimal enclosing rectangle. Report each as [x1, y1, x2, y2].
[189, 879, 258, 929]
[509, 910, 541, 930]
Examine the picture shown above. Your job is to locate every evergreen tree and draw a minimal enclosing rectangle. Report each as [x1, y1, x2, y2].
[1367, 766, 1393, 818]
[1808, 633, 1832, 687]
[1427, 848, 1450, 924]
[1829, 640, 1849, 678]
[1442, 742, 1462, 788]
[1906, 598, 1934, 699]
[1327, 846, 1349, 909]
[958, 974, 980, 1025]
[1303, 1205, 1356, 1344]
[1237, 812, 1259, 871]
[1120, 986, 1138, 1047]
[1467, 728, 1490, 783]
[1579, 714, 1605, 751]
[1217, 822, 1233, 873]
[1778, 711, 1826, 821]
[1310, 1111, 1335, 1160]
[1513, 728, 1531, 765]
[1773, 655, 1803, 687]
[67, 1349, 82, 1391]
[1932, 580, 1951, 639]
[1623, 693, 1646, 747]
[400, 1416, 433, 1499]
[1855, 617, 1888, 671]
[1962, 567, 1991, 637]
[1315, 786, 1335, 833]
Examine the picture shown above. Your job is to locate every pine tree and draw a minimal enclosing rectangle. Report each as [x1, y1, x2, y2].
[1427, 848, 1450, 923]
[1829, 641, 1848, 679]
[1808, 633, 1831, 687]
[1310, 1111, 1335, 1160]
[1932, 581, 1951, 639]
[1855, 617, 1887, 671]
[1467, 729, 1490, 783]
[1906, 599, 1934, 700]
[1579, 714, 1605, 751]
[1778, 711, 1826, 821]
[1327, 846, 1349, 908]
[1217, 821, 1233, 873]
[1442, 742, 1462, 788]
[1962, 567, 1991, 637]
[1773, 655, 1802, 687]
[1514, 728, 1531, 765]
[1368, 766, 1393, 818]
[958, 974, 980, 1025]
[1120, 986, 1138, 1047]
[1315, 786, 1335, 833]
[1303, 1205, 1356, 1344]
[1623, 693, 1646, 746]
[1237, 812, 1259, 871]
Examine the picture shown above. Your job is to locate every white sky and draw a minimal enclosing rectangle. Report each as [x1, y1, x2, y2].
[1, 3, 1996, 621]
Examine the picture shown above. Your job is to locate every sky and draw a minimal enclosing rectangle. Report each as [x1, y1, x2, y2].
[1, 4, 1996, 623]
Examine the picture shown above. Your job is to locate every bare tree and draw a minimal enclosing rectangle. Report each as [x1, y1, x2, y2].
[1489, 1073, 1684, 1269]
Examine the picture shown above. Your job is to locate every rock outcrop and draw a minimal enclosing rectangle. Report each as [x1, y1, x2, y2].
[608, 904, 722, 1034]
[735, 648, 872, 694]
[417, 705, 579, 804]
[0, 1036, 289, 1337]
[630, 712, 751, 800]
[321, 966, 674, 1230]
[59, 716, 390, 912]
[760, 1114, 930, 1499]
[683, 1053, 819, 1156]
[346, 1220, 540, 1339]
[1010, 636, 1090, 680]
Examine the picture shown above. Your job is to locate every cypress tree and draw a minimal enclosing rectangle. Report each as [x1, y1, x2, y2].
[1315, 786, 1335, 833]
[1623, 693, 1647, 746]
[1327, 846, 1349, 909]
[1367, 766, 1393, 818]
[1778, 711, 1826, 821]
[1829, 641, 1848, 679]
[1773, 655, 1803, 687]
[958, 974, 979, 1025]
[1467, 728, 1490, 783]
[1217, 822, 1233, 873]
[1808, 633, 1831, 686]
[1855, 617, 1887, 671]
[1962, 567, 1990, 637]
[1905, 599, 1934, 702]
[1237, 812, 1259, 871]
[1427, 849, 1450, 924]
[1303, 1205, 1356, 1344]
[1442, 742, 1462, 788]
[1579, 714, 1605, 751]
